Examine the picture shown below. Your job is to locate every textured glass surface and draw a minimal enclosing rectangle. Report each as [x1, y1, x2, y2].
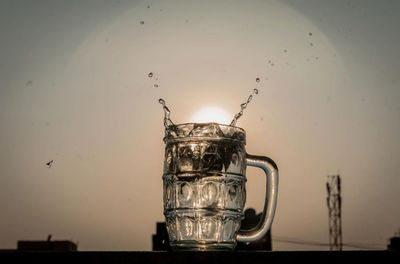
[162, 123, 247, 250]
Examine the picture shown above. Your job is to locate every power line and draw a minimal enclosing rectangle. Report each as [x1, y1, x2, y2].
[342, 242, 384, 250]
[273, 236, 384, 250]
[273, 237, 330, 247]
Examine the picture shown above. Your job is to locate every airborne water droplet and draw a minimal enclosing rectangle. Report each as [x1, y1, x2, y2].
[230, 89, 259, 126]
[159, 98, 174, 131]
[256, 77, 260, 83]
[154, 84, 159, 88]
[148, 72, 153, 78]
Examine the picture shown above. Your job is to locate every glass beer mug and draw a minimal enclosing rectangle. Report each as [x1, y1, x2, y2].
[162, 123, 278, 250]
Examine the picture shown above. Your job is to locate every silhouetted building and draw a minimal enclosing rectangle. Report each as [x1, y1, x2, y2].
[235, 208, 272, 251]
[388, 237, 400, 251]
[17, 235, 77, 251]
[152, 222, 171, 251]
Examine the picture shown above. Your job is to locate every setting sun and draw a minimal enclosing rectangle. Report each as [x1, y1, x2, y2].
[190, 106, 232, 125]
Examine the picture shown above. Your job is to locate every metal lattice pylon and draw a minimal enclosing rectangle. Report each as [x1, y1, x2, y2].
[326, 174, 342, 251]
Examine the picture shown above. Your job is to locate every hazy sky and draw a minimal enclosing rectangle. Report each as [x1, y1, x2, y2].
[0, 0, 399, 251]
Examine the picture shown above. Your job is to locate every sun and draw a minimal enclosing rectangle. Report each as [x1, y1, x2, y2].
[190, 106, 232, 125]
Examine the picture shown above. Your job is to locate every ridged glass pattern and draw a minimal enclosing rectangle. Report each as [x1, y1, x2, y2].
[162, 123, 247, 250]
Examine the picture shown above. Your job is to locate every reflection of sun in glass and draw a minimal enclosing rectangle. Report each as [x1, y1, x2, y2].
[191, 107, 231, 125]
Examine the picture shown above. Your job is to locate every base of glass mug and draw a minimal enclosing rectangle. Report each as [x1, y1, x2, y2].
[170, 241, 236, 251]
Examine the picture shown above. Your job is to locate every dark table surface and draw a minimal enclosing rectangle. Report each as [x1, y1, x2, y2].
[0, 250, 398, 264]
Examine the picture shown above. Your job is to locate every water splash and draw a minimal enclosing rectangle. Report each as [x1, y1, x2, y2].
[159, 98, 174, 130]
[230, 89, 259, 126]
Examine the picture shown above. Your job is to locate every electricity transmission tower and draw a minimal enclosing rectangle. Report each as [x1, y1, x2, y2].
[326, 174, 342, 251]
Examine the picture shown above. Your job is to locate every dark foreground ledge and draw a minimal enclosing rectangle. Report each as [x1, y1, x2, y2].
[0, 250, 398, 264]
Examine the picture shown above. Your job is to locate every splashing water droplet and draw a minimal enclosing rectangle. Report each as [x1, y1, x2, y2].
[148, 72, 153, 78]
[230, 89, 259, 126]
[256, 77, 260, 83]
[159, 98, 174, 131]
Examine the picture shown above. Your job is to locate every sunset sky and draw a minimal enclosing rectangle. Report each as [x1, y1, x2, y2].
[0, 0, 399, 250]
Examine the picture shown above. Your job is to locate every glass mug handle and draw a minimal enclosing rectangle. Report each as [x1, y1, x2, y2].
[237, 154, 279, 243]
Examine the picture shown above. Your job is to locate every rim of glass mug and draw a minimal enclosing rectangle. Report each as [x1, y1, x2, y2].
[163, 122, 246, 144]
